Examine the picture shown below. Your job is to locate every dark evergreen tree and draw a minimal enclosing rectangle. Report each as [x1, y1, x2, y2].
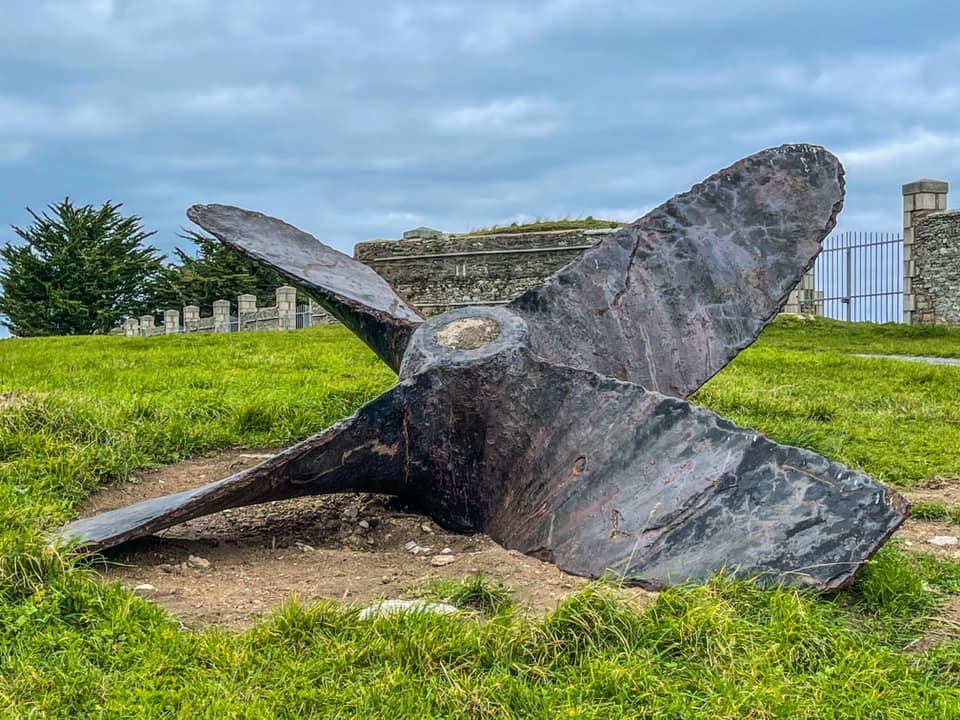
[0, 199, 164, 337]
[152, 230, 286, 315]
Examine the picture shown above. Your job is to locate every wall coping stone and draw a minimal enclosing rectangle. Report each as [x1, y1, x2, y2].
[903, 179, 949, 195]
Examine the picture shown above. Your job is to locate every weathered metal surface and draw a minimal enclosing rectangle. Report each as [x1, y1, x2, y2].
[511, 144, 845, 397]
[187, 204, 423, 371]
[59, 144, 908, 591]
[57, 386, 412, 549]
[396, 308, 906, 589]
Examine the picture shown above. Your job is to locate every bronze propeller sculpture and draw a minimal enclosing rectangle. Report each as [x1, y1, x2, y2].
[59, 144, 908, 590]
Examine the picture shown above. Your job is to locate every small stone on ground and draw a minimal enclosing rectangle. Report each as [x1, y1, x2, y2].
[357, 599, 459, 620]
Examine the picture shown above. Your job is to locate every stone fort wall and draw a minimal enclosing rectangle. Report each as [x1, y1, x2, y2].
[354, 228, 617, 314]
[355, 226, 824, 318]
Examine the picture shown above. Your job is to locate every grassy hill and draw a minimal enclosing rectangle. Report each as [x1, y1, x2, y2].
[1, 318, 959, 717]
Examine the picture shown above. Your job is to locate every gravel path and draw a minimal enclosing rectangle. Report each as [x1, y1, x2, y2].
[854, 354, 960, 367]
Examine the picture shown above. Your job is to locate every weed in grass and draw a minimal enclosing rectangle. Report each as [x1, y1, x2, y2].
[234, 399, 276, 434]
[406, 571, 514, 615]
[909, 552, 960, 595]
[921, 641, 960, 686]
[910, 502, 960, 525]
[912, 502, 952, 521]
[850, 545, 936, 618]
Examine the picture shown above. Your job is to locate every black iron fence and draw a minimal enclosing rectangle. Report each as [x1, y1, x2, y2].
[296, 302, 311, 329]
[810, 231, 903, 323]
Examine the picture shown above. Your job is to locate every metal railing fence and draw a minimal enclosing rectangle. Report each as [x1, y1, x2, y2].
[811, 231, 903, 323]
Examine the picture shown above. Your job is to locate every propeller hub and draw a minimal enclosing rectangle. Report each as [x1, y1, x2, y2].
[399, 306, 528, 379]
[434, 316, 501, 349]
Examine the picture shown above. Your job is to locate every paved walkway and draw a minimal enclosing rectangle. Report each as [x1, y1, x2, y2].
[854, 354, 960, 367]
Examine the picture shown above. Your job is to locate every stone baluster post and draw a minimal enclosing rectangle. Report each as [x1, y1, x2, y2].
[213, 300, 231, 333]
[276, 286, 297, 330]
[238, 293, 257, 332]
[903, 179, 949, 324]
[783, 268, 817, 316]
[183, 305, 200, 333]
[797, 269, 819, 315]
[164, 309, 180, 335]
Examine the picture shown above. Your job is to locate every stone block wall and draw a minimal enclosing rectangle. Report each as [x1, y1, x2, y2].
[903, 179, 949, 324]
[354, 228, 617, 314]
[357, 226, 824, 319]
[911, 208, 960, 326]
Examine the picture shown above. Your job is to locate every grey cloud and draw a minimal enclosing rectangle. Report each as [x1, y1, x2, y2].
[0, 0, 957, 264]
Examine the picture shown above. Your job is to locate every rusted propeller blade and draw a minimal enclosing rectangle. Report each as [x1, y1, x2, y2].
[57, 144, 908, 590]
[187, 204, 424, 371]
[56, 385, 411, 549]
[510, 144, 845, 397]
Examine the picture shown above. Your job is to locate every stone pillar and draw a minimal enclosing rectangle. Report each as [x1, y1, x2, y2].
[783, 269, 818, 315]
[123, 317, 140, 337]
[139, 314, 155, 337]
[213, 300, 231, 333]
[238, 294, 257, 332]
[164, 309, 180, 335]
[903, 179, 949, 324]
[183, 305, 200, 333]
[276, 286, 297, 330]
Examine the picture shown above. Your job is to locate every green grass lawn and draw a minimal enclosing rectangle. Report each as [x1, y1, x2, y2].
[2, 318, 960, 718]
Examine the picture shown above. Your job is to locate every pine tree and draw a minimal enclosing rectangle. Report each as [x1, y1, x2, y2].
[0, 199, 164, 336]
[152, 230, 286, 315]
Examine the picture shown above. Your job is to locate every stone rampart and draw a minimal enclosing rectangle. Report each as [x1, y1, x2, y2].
[354, 228, 618, 314]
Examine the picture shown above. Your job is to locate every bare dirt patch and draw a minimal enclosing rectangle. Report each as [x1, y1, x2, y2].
[0, 391, 41, 410]
[897, 477, 960, 560]
[896, 519, 960, 559]
[82, 450, 647, 631]
[904, 476, 960, 507]
[85, 453, 959, 632]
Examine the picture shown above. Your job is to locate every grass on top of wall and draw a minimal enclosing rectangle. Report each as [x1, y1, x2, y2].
[464, 216, 623, 235]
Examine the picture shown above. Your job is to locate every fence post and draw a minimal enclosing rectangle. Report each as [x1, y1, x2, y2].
[123, 318, 140, 336]
[903, 179, 949, 324]
[276, 286, 297, 330]
[164, 309, 180, 335]
[139, 314, 155, 337]
[213, 300, 231, 333]
[238, 294, 257, 332]
[183, 305, 199, 333]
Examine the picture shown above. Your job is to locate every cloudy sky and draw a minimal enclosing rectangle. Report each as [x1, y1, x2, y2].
[1, 0, 958, 264]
